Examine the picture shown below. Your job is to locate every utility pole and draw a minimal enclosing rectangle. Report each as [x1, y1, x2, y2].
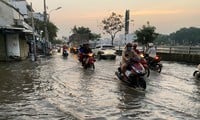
[125, 9, 130, 45]
[31, 3, 36, 61]
[44, 0, 48, 56]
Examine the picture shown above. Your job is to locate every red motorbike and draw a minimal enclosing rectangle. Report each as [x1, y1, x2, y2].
[115, 58, 147, 90]
[82, 53, 96, 69]
[144, 54, 162, 73]
[140, 53, 150, 77]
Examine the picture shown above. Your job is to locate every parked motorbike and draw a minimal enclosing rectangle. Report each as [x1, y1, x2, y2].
[82, 53, 96, 69]
[145, 54, 162, 73]
[115, 58, 147, 90]
[62, 49, 68, 57]
[193, 64, 200, 79]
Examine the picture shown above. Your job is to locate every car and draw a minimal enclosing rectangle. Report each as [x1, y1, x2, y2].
[93, 44, 116, 60]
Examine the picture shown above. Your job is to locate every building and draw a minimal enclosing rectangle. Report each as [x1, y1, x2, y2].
[0, 0, 33, 61]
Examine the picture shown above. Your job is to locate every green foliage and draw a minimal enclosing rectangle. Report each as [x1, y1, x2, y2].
[169, 27, 200, 45]
[47, 22, 58, 42]
[155, 27, 200, 46]
[135, 22, 158, 45]
[102, 12, 124, 45]
[154, 34, 171, 45]
[25, 18, 58, 43]
[71, 26, 101, 40]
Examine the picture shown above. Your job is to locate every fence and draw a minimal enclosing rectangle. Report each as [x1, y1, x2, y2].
[114, 45, 200, 63]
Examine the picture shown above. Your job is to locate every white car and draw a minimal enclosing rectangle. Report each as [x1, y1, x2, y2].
[93, 44, 116, 60]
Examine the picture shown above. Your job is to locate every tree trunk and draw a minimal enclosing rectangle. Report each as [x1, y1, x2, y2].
[111, 35, 114, 45]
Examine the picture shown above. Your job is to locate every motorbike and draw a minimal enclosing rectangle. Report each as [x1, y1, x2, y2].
[57, 47, 61, 53]
[140, 53, 150, 77]
[193, 64, 200, 79]
[82, 53, 96, 69]
[115, 58, 147, 90]
[62, 49, 68, 57]
[145, 54, 162, 73]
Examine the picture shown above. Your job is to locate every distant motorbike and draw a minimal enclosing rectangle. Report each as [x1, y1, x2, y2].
[115, 58, 147, 90]
[57, 47, 61, 53]
[62, 49, 68, 57]
[145, 54, 162, 73]
[193, 64, 200, 79]
[82, 53, 96, 69]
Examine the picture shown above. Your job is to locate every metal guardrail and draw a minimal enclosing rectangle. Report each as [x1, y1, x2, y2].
[115, 46, 200, 55]
[156, 46, 200, 55]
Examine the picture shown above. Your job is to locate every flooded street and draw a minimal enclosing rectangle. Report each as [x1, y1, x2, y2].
[0, 53, 200, 120]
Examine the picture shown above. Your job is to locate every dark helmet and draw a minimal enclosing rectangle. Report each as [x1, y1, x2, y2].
[133, 43, 137, 47]
[126, 43, 132, 47]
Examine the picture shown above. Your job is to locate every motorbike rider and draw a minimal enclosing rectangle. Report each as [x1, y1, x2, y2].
[82, 43, 92, 66]
[78, 45, 84, 62]
[62, 44, 68, 55]
[132, 43, 140, 55]
[145, 43, 157, 64]
[63, 44, 68, 50]
[121, 43, 140, 78]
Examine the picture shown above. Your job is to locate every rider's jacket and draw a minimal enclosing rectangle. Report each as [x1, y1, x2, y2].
[122, 50, 136, 64]
[83, 47, 92, 54]
[146, 47, 156, 58]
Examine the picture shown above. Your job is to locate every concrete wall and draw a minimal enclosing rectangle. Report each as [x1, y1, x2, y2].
[115, 49, 200, 64]
[0, 32, 29, 61]
[0, 0, 14, 26]
[0, 0, 24, 27]
[157, 52, 200, 64]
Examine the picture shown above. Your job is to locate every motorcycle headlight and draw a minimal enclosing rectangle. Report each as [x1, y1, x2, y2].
[140, 54, 144, 58]
[88, 53, 93, 57]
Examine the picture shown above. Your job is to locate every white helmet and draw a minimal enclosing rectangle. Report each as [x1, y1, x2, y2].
[198, 64, 200, 70]
[148, 43, 154, 47]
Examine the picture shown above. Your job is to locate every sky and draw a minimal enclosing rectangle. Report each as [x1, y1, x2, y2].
[26, 0, 200, 39]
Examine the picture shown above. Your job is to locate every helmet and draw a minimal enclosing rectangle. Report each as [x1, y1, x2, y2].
[148, 43, 154, 47]
[126, 43, 132, 47]
[133, 43, 137, 47]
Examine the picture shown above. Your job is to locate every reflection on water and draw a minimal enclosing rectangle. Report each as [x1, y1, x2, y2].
[0, 54, 200, 120]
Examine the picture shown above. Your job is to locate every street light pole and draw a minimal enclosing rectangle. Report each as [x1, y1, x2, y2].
[43, 0, 48, 56]
[48, 7, 62, 21]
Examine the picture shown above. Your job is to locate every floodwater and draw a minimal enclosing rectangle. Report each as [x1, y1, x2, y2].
[0, 52, 199, 120]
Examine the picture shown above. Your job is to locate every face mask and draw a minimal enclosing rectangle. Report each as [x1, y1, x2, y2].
[127, 47, 132, 51]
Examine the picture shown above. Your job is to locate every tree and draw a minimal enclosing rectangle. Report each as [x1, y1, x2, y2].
[102, 12, 124, 45]
[154, 34, 170, 45]
[71, 26, 101, 40]
[135, 22, 158, 45]
[25, 18, 58, 42]
[169, 27, 200, 45]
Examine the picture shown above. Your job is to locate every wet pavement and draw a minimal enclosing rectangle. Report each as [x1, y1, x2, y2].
[0, 52, 200, 120]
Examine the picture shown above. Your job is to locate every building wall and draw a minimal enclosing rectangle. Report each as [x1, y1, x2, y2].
[19, 33, 29, 59]
[0, 0, 24, 27]
[12, 0, 28, 16]
[6, 34, 21, 56]
[0, 0, 14, 26]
